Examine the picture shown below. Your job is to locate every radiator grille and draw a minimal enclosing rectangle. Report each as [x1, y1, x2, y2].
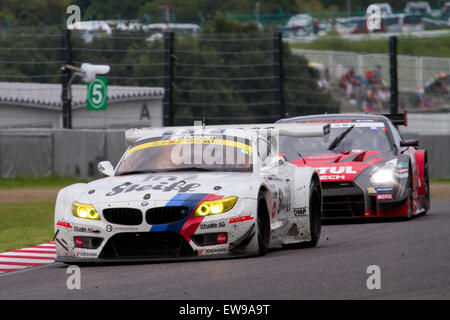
[322, 182, 365, 218]
[146, 206, 190, 225]
[103, 208, 143, 225]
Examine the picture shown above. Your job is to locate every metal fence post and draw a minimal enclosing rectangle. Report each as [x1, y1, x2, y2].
[61, 29, 72, 129]
[164, 32, 175, 126]
[389, 36, 398, 114]
[274, 31, 285, 119]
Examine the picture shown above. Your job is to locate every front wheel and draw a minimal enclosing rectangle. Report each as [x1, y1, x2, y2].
[256, 192, 270, 256]
[304, 176, 322, 247]
[283, 176, 322, 249]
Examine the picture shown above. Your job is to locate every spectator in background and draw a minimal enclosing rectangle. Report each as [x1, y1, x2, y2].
[365, 69, 373, 86]
[363, 88, 383, 112]
[339, 68, 360, 98]
[372, 65, 383, 85]
[313, 18, 320, 35]
[378, 86, 391, 110]
[410, 87, 432, 108]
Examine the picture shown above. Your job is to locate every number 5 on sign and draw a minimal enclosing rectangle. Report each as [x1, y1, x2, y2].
[87, 77, 107, 110]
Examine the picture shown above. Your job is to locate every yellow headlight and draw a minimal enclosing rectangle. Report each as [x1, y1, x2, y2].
[193, 197, 237, 217]
[72, 202, 100, 220]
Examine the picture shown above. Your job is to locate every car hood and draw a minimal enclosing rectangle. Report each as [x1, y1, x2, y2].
[288, 150, 392, 182]
[79, 171, 259, 204]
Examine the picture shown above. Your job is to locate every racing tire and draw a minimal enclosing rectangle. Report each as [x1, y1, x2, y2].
[256, 192, 270, 256]
[407, 167, 414, 218]
[284, 176, 322, 249]
[304, 176, 322, 248]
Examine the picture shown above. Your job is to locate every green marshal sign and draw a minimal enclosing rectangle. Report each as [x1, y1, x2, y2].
[87, 77, 107, 110]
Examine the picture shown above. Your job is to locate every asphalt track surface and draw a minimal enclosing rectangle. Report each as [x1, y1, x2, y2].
[0, 200, 449, 300]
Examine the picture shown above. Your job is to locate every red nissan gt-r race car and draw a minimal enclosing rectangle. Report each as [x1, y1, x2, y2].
[277, 112, 430, 219]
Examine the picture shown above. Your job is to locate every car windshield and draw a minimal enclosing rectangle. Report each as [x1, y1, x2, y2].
[279, 120, 392, 155]
[115, 135, 253, 175]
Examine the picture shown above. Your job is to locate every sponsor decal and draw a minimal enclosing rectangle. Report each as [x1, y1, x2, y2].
[323, 123, 331, 136]
[216, 233, 227, 244]
[293, 207, 307, 216]
[320, 175, 346, 181]
[305, 119, 353, 124]
[368, 187, 377, 194]
[229, 215, 254, 224]
[199, 222, 226, 229]
[73, 226, 100, 233]
[376, 193, 393, 200]
[105, 225, 139, 232]
[272, 202, 277, 218]
[75, 251, 97, 257]
[105, 179, 201, 196]
[277, 188, 291, 213]
[57, 221, 72, 229]
[125, 137, 252, 156]
[317, 166, 357, 174]
[375, 187, 393, 193]
[204, 248, 227, 254]
[305, 154, 337, 160]
[397, 162, 408, 169]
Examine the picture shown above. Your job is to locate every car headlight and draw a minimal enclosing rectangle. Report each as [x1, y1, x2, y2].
[371, 168, 396, 184]
[72, 201, 100, 220]
[193, 197, 237, 217]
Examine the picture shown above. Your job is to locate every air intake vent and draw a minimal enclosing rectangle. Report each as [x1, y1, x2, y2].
[146, 206, 190, 225]
[103, 208, 143, 225]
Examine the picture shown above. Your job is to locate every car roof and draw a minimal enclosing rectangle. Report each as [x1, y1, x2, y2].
[277, 113, 390, 123]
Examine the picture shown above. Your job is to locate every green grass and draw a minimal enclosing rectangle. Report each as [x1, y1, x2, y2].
[431, 178, 450, 184]
[0, 175, 90, 190]
[0, 200, 55, 252]
[290, 34, 450, 57]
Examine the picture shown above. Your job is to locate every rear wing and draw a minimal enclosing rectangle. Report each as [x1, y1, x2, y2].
[125, 123, 331, 146]
[382, 110, 407, 126]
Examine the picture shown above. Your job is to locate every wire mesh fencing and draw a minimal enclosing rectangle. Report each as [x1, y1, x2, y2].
[292, 37, 450, 114]
[0, 27, 341, 128]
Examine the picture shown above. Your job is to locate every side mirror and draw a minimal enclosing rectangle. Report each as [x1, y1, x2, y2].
[261, 156, 286, 172]
[400, 139, 419, 148]
[270, 156, 286, 168]
[97, 161, 115, 176]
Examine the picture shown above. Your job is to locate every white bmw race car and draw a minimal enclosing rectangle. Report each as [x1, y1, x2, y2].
[54, 123, 330, 262]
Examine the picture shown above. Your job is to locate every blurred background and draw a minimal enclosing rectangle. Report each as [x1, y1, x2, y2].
[0, 0, 448, 179]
